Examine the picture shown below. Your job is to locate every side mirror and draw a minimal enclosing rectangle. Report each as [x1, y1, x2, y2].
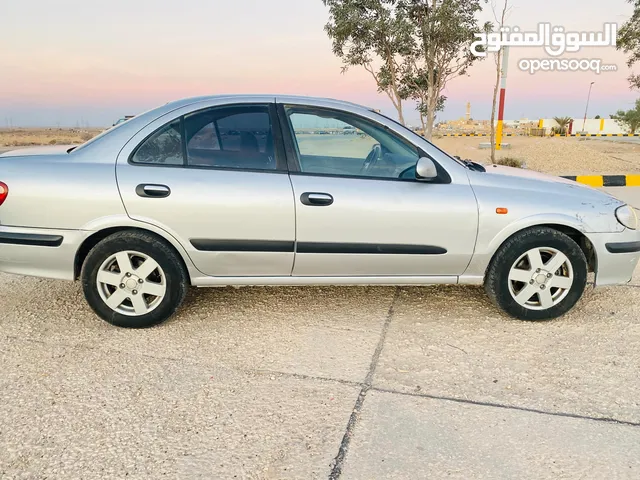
[416, 157, 438, 180]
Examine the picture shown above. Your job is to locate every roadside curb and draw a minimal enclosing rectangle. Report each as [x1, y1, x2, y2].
[438, 133, 638, 138]
[560, 175, 640, 187]
[564, 133, 640, 137]
[441, 133, 514, 137]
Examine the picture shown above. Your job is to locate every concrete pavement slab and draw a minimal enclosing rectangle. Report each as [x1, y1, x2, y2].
[341, 390, 640, 479]
[604, 186, 640, 209]
[0, 274, 394, 382]
[375, 285, 640, 424]
[0, 335, 358, 479]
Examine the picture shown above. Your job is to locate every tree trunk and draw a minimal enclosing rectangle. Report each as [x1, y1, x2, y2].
[384, 46, 406, 126]
[424, 2, 436, 140]
[364, 63, 405, 126]
[426, 109, 435, 140]
[423, 74, 440, 141]
[395, 101, 406, 125]
[384, 85, 405, 126]
[425, 93, 437, 140]
[384, 88, 405, 126]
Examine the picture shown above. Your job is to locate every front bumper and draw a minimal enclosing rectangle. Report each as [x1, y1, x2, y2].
[589, 229, 640, 286]
[0, 226, 88, 281]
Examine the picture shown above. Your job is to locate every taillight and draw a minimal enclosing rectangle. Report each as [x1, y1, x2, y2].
[0, 182, 8, 206]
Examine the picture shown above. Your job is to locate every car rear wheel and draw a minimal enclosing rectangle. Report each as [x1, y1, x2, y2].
[484, 227, 588, 321]
[81, 231, 188, 328]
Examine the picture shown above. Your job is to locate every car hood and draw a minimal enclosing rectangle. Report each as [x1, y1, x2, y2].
[483, 164, 582, 186]
[471, 164, 624, 206]
[0, 145, 77, 158]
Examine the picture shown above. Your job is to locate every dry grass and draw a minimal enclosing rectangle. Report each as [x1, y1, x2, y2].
[494, 157, 525, 168]
[0, 128, 102, 147]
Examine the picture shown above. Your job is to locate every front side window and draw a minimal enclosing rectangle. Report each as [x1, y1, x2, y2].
[285, 107, 420, 179]
[131, 105, 278, 171]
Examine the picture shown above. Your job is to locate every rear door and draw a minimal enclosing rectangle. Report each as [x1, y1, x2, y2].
[116, 100, 296, 277]
[278, 101, 478, 277]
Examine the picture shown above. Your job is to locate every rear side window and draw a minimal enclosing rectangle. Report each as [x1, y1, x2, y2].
[130, 105, 279, 171]
[184, 106, 276, 170]
[131, 119, 183, 165]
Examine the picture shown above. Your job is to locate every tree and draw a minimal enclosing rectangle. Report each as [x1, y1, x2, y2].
[617, 0, 640, 89]
[398, 62, 446, 133]
[551, 116, 572, 136]
[611, 99, 640, 134]
[594, 115, 601, 119]
[396, 0, 491, 140]
[323, 0, 413, 124]
[489, 0, 510, 163]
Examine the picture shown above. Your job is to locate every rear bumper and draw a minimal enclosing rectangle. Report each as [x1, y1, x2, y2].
[0, 226, 87, 280]
[590, 229, 640, 286]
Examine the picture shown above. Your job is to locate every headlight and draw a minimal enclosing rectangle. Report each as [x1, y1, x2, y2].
[615, 205, 638, 230]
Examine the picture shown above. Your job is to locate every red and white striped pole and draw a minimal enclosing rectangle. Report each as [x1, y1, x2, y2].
[496, 46, 510, 150]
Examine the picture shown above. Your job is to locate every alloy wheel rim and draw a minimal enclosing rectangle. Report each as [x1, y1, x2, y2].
[96, 250, 167, 316]
[507, 247, 574, 311]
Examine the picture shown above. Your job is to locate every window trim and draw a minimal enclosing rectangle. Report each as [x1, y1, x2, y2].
[128, 103, 288, 173]
[277, 104, 451, 184]
[179, 116, 188, 166]
[276, 103, 302, 172]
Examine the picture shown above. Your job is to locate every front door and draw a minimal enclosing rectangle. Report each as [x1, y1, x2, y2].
[116, 103, 295, 277]
[280, 104, 478, 277]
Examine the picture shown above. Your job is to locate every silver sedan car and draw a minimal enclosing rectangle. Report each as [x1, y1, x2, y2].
[1, 95, 639, 328]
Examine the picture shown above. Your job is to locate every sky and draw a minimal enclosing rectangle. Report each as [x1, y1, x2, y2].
[0, 0, 637, 127]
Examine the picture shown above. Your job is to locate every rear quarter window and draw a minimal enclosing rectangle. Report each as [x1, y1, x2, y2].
[131, 119, 183, 165]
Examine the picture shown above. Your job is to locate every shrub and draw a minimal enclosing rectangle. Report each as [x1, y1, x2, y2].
[495, 157, 524, 168]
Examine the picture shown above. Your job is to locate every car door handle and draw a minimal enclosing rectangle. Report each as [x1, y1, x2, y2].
[300, 192, 333, 206]
[136, 184, 171, 198]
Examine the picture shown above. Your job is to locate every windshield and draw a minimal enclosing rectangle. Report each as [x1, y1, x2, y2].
[371, 110, 467, 167]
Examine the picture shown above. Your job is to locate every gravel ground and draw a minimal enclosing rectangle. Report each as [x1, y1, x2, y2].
[2, 138, 640, 477]
[434, 136, 640, 175]
[2, 263, 640, 478]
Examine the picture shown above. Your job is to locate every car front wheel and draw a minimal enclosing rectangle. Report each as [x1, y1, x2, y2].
[81, 231, 188, 328]
[484, 227, 588, 321]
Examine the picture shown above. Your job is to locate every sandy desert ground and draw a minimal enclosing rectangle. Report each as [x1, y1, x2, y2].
[435, 136, 640, 176]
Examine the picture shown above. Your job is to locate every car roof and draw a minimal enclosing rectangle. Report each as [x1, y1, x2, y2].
[69, 94, 381, 158]
[162, 94, 374, 112]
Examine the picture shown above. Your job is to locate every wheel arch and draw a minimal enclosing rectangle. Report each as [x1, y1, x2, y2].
[485, 223, 597, 276]
[538, 224, 596, 273]
[74, 226, 195, 282]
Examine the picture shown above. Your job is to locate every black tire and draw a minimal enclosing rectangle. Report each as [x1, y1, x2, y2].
[484, 227, 588, 321]
[81, 230, 189, 328]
